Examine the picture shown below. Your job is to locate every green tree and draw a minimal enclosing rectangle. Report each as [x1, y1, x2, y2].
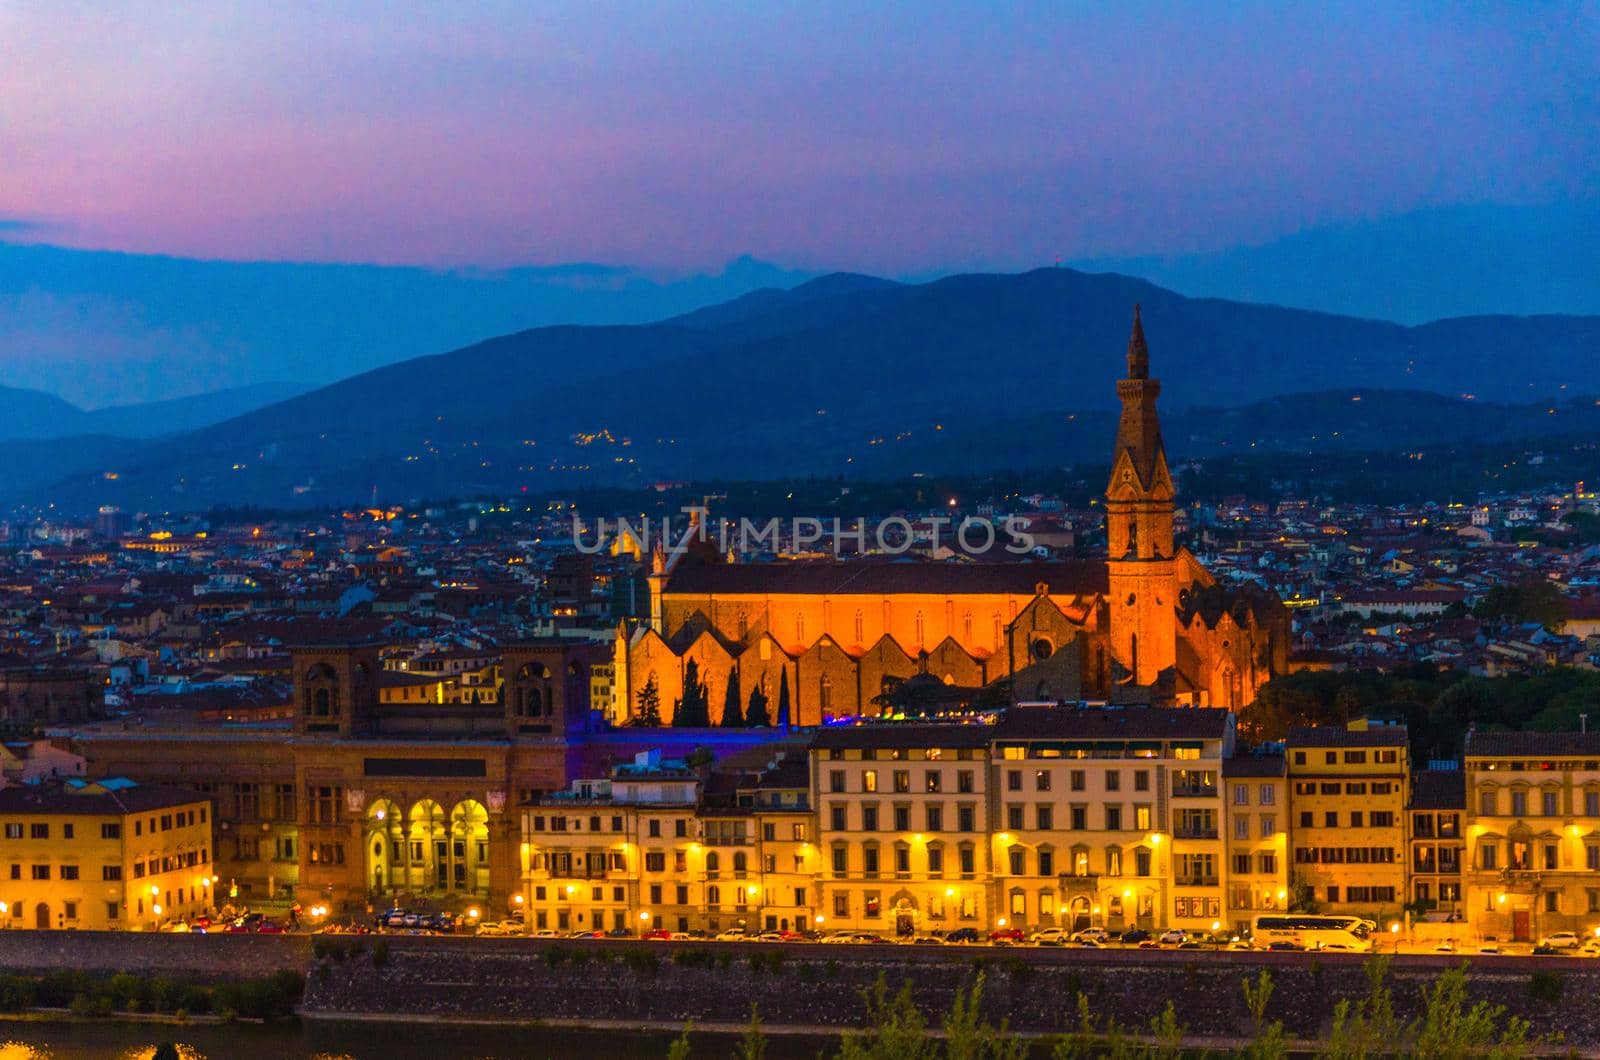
[722, 668, 745, 727]
[834, 975, 931, 1060]
[1474, 578, 1570, 631]
[1413, 964, 1529, 1058]
[631, 672, 662, 727]
[746, 685, 771, 727]
[673, 659, 711, 727]
[776, 670, 792, 729]
[735, 1004, 766, 1060]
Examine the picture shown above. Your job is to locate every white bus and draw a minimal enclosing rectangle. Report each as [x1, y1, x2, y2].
[1248, 914, 1374, 952]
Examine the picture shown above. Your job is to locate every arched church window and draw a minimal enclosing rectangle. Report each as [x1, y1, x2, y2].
[854, 610, 864, 644]
[819, 674, 833, 712]
[914, 611, 925, 646]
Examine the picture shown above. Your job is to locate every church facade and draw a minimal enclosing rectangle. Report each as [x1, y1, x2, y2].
[617, 308, 1289, 724]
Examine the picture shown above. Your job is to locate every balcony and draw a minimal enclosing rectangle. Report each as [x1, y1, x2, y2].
[1171, 784, 1218, 799]
[1176, 876, 1220, 888]
[1174, 826, 1219, 839]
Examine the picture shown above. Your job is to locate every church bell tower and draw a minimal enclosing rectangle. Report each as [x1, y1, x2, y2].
[1104, 305, 1178, 687]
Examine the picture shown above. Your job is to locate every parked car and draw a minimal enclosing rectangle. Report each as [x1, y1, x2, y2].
[945, 928, 981, 944]
[475, 920, 522, 937]
[225, 913, 265, 933]
[641, 928, 674, 941]
[423, 912, 458, 933]
[988, 927, 1025, 944]
[1118, 929, 1151, 946]
[1539, 931, 1581, 950]
[911, 935, 945, 946]
[254, 919, 286, 934]
[565, 929, 604, 939]
[528, 928, 561, 939]
[1072, 928, 1112, 944]
[1028, 928, 1069, 946]
[714, 928, 750, 942]
[1266, 941, 1302, 952]
[1158, 929, 1188, 945]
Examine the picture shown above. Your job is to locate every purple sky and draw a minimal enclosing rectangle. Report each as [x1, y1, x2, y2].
[3, 2, 1596, 274]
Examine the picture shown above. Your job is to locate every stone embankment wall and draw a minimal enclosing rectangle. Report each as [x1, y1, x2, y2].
[1, 933, 1594, 1046]
[0, 930, 309, 978]
[301, 939, 1598, 1046]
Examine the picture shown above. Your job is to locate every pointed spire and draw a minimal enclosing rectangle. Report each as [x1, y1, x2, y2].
[1125, 303, 1149, 380]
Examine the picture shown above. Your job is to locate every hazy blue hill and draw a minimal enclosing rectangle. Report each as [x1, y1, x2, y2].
[0, 381, 311, 442]
[0, 241, 812, 407]
[81, 382, 310, 437]
[0, 385, 88, 439]
[666, 272, 901, 332]
[17, 267, 1600, 512]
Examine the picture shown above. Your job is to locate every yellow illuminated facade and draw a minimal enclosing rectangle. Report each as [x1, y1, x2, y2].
[1224, 756, 1290, 924]
[813, 725, 995, 935]
[1286, 722, 1409, 917]
[1464, 733, 1600, 942]
[0, 779, 214, 931]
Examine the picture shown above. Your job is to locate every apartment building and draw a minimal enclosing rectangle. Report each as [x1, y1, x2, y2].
[1223, 754, 1289, 929]
[0, 777, 214, 931]
[1286, 722, 1408, 918]
[1463, 731, 1600, 942]
[988, 706, 1234, 935]
[810, 723, 994, 936]
[522, 750, 703, 934]
[1407, 770, 1464, 916]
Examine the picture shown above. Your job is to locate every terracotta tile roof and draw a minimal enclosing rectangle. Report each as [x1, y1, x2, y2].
[809, 722, 994, 751]
[1287, 726, 1408, 748]
[994, 705, 1232, 741]
[1465, 731, 1600, 757]
[1409, 770, 1465, 809]
[1224, 754, 1286, 778]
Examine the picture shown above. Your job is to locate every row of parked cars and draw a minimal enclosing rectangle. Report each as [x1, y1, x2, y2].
[166, 912, 288, 934]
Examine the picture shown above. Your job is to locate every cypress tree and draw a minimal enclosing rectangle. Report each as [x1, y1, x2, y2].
[746, 685, 771, 728]
[776, 670, 791, 729]
[721, 668, 744, 727]
[633, 672, 663, 727]
[676, 659, 711, 727]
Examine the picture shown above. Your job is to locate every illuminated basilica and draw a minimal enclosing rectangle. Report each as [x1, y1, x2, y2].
[617, 308, 1290, 724]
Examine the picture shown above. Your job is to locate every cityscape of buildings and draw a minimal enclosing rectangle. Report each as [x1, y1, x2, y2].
[0, 316, 1591, 954]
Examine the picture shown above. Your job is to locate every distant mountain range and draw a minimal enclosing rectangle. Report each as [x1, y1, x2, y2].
[0, 240, 811, 407]
[7, 267, 1599, 513]
[0, 381, 308, 441]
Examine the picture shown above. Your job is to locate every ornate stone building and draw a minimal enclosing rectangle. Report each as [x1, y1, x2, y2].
[64, 639, 600, 916]
[618, 308, 1290, 724]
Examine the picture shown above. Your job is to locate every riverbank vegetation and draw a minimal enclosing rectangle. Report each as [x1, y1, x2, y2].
[0, 969, 303, 1022]
[667, 959, 1545, 1059]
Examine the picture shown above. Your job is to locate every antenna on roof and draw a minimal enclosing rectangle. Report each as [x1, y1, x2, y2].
[1582, 713, 1589, 734]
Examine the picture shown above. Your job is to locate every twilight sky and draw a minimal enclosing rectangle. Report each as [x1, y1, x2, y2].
[4, 2, 1597, 274]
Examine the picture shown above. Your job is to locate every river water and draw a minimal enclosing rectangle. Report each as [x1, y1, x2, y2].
[0, 1019, 833, 1059]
